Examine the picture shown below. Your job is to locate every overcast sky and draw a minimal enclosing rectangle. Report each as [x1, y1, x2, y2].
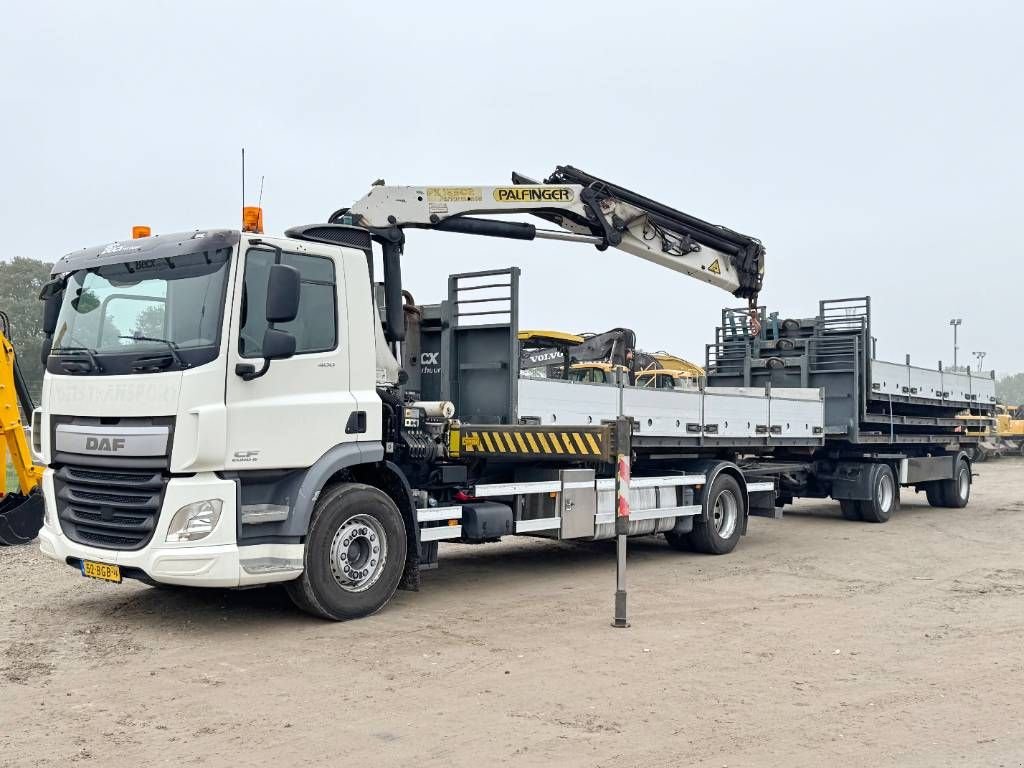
[2, 1, 1020, 373]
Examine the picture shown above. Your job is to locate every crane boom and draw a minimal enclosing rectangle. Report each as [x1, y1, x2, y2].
[342, 166, 764, 303]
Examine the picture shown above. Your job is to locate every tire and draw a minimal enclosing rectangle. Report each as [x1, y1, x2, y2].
[286, 483, 407, 621]
[839, 498, 863, 521]
[859, 464, 898, 523]
[937, 457, 971, 509]
[925, 483, 947, 507]
[687, 473, 745, 555]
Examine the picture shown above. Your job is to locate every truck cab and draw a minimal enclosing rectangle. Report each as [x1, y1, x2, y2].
[35, 228, 384, 589]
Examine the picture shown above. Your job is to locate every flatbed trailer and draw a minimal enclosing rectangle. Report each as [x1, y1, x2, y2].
[401, 272, 988, 570]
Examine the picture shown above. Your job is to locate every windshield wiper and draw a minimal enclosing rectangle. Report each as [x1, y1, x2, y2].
[120, 335, 190, 370]
[52, 345, 104, 373]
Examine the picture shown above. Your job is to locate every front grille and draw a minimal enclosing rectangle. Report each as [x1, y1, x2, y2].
[54, 465, 167, 551]
[66, 467, 150, 484]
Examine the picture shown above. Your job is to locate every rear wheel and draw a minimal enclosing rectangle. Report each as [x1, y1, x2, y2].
[687, 473, 744, 555]
[838, 498, 863, 521]
[859, 464, 898, 523]
[938, 457, 971, 509]
[286, 483, 407, 621]
[925, 483, 947, 507]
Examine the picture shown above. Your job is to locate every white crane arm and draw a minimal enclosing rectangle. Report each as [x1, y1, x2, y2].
[342, 166, 764, 303]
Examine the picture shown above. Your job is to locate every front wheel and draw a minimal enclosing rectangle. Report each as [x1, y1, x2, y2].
[286, 483, 407, 621]
[686, 473, 745, 554]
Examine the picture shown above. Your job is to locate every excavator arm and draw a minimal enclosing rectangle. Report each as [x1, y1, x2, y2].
[339, 165, 764, 308]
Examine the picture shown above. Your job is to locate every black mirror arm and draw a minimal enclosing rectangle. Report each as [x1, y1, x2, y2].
[235, 360, 271, 381]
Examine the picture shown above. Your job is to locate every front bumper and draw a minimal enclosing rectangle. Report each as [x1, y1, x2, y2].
[37, 471, 302, 587]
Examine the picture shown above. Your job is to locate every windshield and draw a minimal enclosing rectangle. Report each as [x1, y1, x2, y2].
[51, 247, 231, 373]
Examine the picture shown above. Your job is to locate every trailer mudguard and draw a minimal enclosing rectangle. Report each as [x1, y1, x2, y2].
[682, 459, 750, 535]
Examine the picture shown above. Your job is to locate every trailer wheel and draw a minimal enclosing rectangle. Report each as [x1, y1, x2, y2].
[925, 483, 946, 507]
[687, 474, 744, 554]
[838, 499, 863, 521]
[938, 458, 971, 509]
[286, 483, 407, 621]
[859, 464, 898, 523]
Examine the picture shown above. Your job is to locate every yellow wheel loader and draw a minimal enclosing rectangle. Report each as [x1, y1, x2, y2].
[0, 311, 44, 545]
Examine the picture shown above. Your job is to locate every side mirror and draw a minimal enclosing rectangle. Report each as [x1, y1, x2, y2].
[39, 281, 64, 365]
[262, 328, 296, 360]
[266, 264, 300, 323]
[235, 328, 295, 381]
[42, 291, 62, 336]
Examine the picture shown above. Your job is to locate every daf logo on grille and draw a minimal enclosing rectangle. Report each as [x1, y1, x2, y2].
[85, 437, 127, 452]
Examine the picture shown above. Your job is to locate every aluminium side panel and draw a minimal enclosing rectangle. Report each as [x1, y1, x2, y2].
[943, 369, 971, 403]
[769, 388, 824, 439]
[623, 387, 702, 437]
[969, 372, 996, 405]
[703, 387, 769, 438]
[908, 366, 943, 400]
[870, 360, 906, 397]
[517, 378, 619, 426]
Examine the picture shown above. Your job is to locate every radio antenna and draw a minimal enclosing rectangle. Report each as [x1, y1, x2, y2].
[258, 175, 265, 208]
[241, 147, 246, 207]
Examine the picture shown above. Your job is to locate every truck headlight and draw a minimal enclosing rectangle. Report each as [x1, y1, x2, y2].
[165, 499, 223, 543]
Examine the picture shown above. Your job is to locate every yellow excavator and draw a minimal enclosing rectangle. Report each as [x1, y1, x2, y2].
[996, 404, 1024, 456]
[518, 328, 704, 388]
[0, 311, 45, 545]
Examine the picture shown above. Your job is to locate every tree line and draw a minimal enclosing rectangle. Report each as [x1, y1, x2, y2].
[1, 258, 52, 405]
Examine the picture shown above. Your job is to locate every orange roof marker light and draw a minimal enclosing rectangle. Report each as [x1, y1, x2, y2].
[132, 225, 152, 239]
[242, 206, 264, 234]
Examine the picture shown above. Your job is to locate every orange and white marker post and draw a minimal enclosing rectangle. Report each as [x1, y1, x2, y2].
[612, 416, 632, 628]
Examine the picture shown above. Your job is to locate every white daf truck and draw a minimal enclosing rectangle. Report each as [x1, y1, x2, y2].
[33, 166, 984, 620]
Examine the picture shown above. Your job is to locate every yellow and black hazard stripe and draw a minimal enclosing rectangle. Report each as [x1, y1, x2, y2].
[450, 425, 610, 461]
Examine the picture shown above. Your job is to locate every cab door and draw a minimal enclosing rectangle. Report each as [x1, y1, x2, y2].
[224, 236, 356, 470]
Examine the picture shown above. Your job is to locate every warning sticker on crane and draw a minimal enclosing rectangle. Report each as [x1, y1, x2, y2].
[427, 187, 483, 203]
[707, 259, 721, 275]
[492, 187, 575, 204]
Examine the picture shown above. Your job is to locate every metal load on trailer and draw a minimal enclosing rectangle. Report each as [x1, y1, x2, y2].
[406, 267, 825, 461]
[704, 297, 996, 446]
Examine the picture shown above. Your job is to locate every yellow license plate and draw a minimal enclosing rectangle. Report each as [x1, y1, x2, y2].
[82, 560, 121, 583]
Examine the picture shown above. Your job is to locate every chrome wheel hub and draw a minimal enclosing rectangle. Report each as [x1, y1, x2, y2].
[877, 473, 894, 512]
[712, 489, 738, 539]
[330, 514, 387, 593]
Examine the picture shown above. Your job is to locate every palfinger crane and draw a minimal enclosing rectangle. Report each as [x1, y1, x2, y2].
[332, 165, 765, 342]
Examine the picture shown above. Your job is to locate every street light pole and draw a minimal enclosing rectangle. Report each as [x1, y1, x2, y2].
[973, 351, 986, 371]
[949, 318, 962, 370]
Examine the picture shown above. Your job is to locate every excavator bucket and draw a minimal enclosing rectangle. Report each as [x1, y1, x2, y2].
[0, 491, 44, 546]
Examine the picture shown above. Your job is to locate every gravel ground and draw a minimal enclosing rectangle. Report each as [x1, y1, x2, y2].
[2, 459, 1023, 767]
